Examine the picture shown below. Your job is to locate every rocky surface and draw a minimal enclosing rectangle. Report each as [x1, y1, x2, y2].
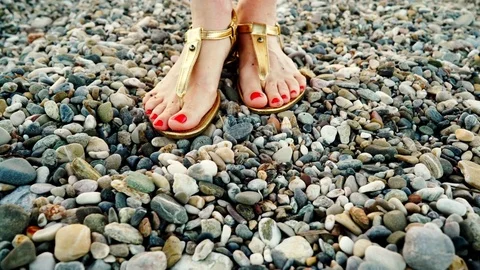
[0, 0, 480, 269]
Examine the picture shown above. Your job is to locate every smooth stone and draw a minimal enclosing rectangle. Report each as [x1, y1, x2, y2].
[353, 239, 372, 257]
[460, 217, 480, 250]
[414, 163, 431, 180]
[226, 122, 253, 142]
[0, 204, 30, 241]
[358, 181, 385, 193]
[0, 127, 11, 146]
[258, 218, 282, 248]
[104, 222, 143, 244]
[335, 212, 362, 235]
[171, 253, 233, 270]
[0, 158, 36, 185]
[173, 173, 199, 198]
[126, 251, 167, 270]
[56, 143, 85, 163]
[54, 261, 85, 270]
[54, 224, 91, 262]
[273, 236, 313, 263]
[71, 158, 101, 180]
[339, 237, 354, 255]
[365, 246, 405, 270]
[321, 125, 337, 144]
[126, 172, 155, 193]
[29, 252, 55, 270]
[97, 102, 113, 123]
[272, 147, 293, 163]
[235, 191, 262, 205]
[33, 223, 64, 242]
[76, 192, 101, 205]
[0, 238, 36, 270]
[458, 160, 480, 189]
[90, 242, 109, 259]
[419, 153, 443, 179]
[193, 239, 214, 261]
[0, 185, 38, 212]
[436, 199, 467, 216]
[201, 219, 222, 238]
[151, 194, 188, 224]
[383, 210, 407, 232]
[403, 226, 455, 270]
[163, 235, 184, 268]
[187, 160, 217, 182]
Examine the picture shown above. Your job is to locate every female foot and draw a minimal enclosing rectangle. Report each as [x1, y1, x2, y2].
[236, 0, 307, 109]
[143, 0, 233, 132]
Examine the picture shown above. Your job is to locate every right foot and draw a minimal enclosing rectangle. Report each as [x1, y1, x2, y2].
[143, 1, 233, 132]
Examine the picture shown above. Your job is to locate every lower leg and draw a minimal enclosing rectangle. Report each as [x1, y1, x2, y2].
[237, 0, 276, 25]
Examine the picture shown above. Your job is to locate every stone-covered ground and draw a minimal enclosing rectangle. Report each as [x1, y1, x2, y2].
[0, 0, 480, 269]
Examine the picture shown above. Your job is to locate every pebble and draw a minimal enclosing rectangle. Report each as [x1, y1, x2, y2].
[172, 253, 233, 270]
[0, 204, 30, 241]
[273, 236, 313, 263]
[104, 222, 143, 244]
[365, 246, 406, 270]
[126, 251, 167, 270]
[54, 224, 91, 262]
[0, 158, 36, 185]
[403, 226, 455, 270]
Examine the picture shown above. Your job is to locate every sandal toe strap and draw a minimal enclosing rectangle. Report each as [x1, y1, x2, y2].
[237, 23, 282, 88]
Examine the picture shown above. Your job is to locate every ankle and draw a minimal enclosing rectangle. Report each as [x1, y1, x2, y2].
[191, 0, 233, 30]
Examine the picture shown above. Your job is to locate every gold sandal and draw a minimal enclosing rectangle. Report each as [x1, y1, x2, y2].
[159, 11, 238, 139]
[236, 23, 305, 114]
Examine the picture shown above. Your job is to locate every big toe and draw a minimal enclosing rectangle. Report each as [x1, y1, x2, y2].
[168, 110, 202, 131]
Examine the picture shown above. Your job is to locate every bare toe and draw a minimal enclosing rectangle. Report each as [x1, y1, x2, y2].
[294, 72, 307, 92]
[144, 95, 164, 116]
[153, 104, 178, 131]
[277, 81, 290, 103]
[286, 78, 300, 98]
[265, 80, 283, 107]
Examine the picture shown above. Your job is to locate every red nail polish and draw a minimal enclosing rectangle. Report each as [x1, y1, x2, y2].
[154, 119, 163, 127]
[291, 90, 297, 95]
[250, 92, 262, 100]
[281, 94, 288, 99]
[146, 109, 152, 115]
[173, 114, 187, 123]
[150, 114, 158, 120]
[272, 98, 280, 104]
[300, 85, 305, 91]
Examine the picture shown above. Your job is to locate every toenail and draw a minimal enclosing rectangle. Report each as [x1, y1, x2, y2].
[173, 114, 187, 123]
[291, 90, 297, 95]
[250, 92, 262, 100]
[154, 119, 163, 127]
[272, 98, 280, 104]
[150, 114, 158, 120]
[281, 94, 288, 99]
[300, 85, 305, 91]
[146, 109, 152, 115]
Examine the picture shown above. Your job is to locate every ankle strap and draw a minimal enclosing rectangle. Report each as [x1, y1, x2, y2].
[237, 23, 280, 36]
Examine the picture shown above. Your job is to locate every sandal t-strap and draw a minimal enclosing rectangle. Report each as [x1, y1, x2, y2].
[175, 11, 237, 108]
[236, 23, 281, 88]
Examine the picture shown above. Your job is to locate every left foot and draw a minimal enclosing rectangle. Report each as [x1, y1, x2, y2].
[236, 1, 307, 109]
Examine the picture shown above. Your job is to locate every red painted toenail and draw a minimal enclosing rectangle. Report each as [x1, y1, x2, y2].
[300, 85, 305, 91]
[250, 92, 262, 100]
[146, 109, 152, 115]
[291, 90, 297, 95]
[281, 94, 288, 99]
[150, 114, 158, 120]
[154, 119, 163, 127]
[173, 114, 187, 123]
[272, 98, 280, 104]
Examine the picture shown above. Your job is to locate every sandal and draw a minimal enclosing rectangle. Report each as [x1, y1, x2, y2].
[236, 22, 305, 114]
[158, 10, 238, 139]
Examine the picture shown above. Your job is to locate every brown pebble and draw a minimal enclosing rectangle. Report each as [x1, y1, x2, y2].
[408, 194, 422, 203]
[28, 32, 45, 43]
[267, 115, 281, 131]
[405, 202, 421, 214]
[349, 207, 370, 230]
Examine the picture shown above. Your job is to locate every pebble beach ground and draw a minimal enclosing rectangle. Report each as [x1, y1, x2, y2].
[1, 0, 480, 269]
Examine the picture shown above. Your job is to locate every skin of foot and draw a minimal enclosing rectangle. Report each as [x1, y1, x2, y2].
[143, 0, 233, 132]
[236, 0, 307, 108]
